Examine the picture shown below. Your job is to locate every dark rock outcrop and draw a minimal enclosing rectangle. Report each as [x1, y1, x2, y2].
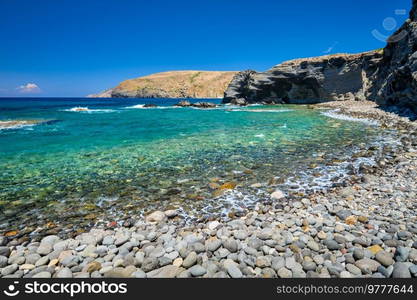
[223, 71, 257, 104]
[192, 102, 217, 108]
[231, 98, 248, 106]
[174, 100, 217, 108]
[223, 0, 417, 114]
[143, 103, 158, 108]
[175, 100, 192, 107]
[223, 51, 383, 105]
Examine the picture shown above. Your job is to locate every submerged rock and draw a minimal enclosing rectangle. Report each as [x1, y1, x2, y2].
[145, 211, 166, 223]
[143, 103, 157, 108]
[175, 100, 192, 107]
[192, 102, 217, 108]
[270, 190, 285, 200]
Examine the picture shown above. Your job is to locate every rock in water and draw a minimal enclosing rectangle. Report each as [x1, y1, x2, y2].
[230, 98, 248, 106]
[271, 190, 285, 200]
[191, 102, 217, 108]
[175, 100, 192, 107]
[145, 211, 166, 223]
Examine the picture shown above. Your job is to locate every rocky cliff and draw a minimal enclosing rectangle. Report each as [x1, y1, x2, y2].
[91, 71, 238, 99]
[224, 0, 417, 113]
[223, 51, 383, 105]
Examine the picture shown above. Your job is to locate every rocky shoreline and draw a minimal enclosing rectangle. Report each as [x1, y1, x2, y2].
[0, 101, 416, 278]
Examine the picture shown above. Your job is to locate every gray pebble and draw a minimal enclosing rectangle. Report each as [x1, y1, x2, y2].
[56, 267, 73, 278]
[182, 251, 197, 268]
[324, 240, 341, 250]
[226, 265, 242, 278]
[392, 262, 411, 278]
[189, 265, 206, 276]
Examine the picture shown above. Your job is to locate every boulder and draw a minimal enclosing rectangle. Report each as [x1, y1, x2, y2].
[192, 102, 217, 108]
[175, 100, 192, 107]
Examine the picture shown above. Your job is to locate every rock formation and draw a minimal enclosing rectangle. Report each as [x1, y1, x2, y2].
[174, 100, 217, 108]
[90, 71, 237, 99]
[224, 0, 417, 113]
[223, 51, 383, 105]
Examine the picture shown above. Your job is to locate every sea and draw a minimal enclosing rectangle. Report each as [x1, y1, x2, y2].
[0, 97, 394, 230]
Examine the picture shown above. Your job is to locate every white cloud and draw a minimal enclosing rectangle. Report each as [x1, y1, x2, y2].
[17, 83, 41, 93]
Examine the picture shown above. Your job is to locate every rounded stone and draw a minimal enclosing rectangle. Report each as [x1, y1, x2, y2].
[354, 258, 380, 274]
[182, 251, 197, 268]
[233, 230, 248, 240]
[324, 240, 341, 250]
[189, 265, 206, 277]
[223, 239, 239, 253]
[36, 244, 53, 255]
[278, 267, 292, 278]
[353, 248, 365, 260]
[0, 255, 8, 268]
[340, 271, 353, 278]
[56, 267, 73, 278]
[226, 265, 242, 278]
[302, 261, 317, 271]
[255, 256, 271, 268]
[145, 211, 166, 223]
[375, 251, 394, 267]
[307, 240, 320, 252]
[392, 262, 411, 278]
[32, 271, 52, 278]
[1, 264, 18, 276]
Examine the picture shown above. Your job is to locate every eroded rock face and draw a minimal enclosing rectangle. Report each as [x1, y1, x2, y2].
[223, 51, 382, 105]
[223, 0, 417, 113]
[223, 70, 257, 104]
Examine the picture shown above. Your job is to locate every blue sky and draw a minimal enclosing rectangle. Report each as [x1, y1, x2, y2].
[0, 0, 411, 97]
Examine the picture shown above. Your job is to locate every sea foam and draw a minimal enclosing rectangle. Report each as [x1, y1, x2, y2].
[321, 109, 379, 125]
[125, 104, 180, 109]
[64, 107, 116, 113]
[229, 109, 294, 113]
[0, 120, 40, 131]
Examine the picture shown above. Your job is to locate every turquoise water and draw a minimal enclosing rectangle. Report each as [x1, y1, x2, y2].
[0, 98, 385, 230]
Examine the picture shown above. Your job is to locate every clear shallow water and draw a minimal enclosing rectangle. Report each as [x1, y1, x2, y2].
[0, 98, 388, 230]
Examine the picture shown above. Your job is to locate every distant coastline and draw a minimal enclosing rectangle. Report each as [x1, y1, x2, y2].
[89, 71, 238, 99]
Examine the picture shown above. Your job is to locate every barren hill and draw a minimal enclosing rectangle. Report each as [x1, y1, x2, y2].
[90, 71, 238, 98]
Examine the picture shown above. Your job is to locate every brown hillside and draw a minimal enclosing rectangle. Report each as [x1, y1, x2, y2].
[91, 71, 238, 98]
